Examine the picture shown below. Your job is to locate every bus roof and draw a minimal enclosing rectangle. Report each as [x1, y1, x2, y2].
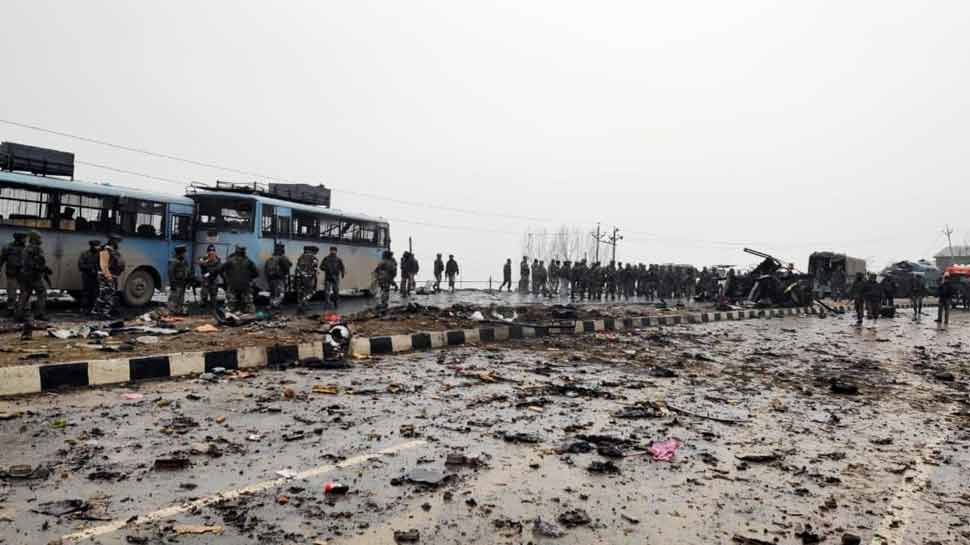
[0, 170, 194, 205]
[190, 189, 388, 225]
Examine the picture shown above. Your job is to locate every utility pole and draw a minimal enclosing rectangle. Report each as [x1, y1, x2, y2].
[607, 227, 623, 262]
[944, 225, 955, 266]
[591, 223, 608, 262]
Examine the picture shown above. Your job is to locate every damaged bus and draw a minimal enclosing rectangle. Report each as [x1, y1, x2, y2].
[188, 181, 389, 296]
[0, 164, 195, 306]
[808, 251, 866, 299]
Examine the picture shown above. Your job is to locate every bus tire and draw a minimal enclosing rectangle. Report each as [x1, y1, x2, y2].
[123, 268, 157, 307]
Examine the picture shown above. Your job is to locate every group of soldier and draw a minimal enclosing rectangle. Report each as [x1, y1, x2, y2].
[182, 243, 347, 316]
[370, 250, 463, 310]
[0, 231, 352, 321]
[848, 271, 961, 326]
[0, 232, 124, 322]
[499, 257, 724, 302]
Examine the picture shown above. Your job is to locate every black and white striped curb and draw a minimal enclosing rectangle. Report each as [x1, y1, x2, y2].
[349, 305, 837, 357]
[1, 302, 930, 397]
[0, 340, 329, 397]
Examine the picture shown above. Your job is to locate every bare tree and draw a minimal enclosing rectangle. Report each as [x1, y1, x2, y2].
[521, 225, 598, 263]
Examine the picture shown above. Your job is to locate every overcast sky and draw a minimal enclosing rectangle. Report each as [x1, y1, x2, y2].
[2, 1, 968, 281]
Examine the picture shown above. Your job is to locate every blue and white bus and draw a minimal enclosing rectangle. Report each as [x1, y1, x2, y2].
[188, 182, 390, 295]
[0, 170, 195, 306]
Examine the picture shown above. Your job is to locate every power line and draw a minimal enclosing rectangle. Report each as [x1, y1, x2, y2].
[0, 118, 556, 222]
[76, 160, 188, 187]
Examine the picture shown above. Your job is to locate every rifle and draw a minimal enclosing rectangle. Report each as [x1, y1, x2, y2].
[43, 267, 53, 289]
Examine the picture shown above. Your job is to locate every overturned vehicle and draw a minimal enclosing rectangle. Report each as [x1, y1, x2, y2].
[740, 248, 814, 307]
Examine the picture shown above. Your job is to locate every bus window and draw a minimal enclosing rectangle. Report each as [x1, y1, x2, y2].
[197, 197, 254, 232]
[320, 219, 340, 240]
[116, 199, 165, 238]
[261, 205, 275, 237]
[356, 223, 378, 243]
[339, 221, 357, 241]
[0, 183, 52, 229]
[275, 216, 291, 238]
[59, 192, 115, 233]
[292, 211, 320, 239]
[172, 215, 193, 241]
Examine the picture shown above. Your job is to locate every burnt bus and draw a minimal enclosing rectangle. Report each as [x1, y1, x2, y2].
[808, 252, 866, 299]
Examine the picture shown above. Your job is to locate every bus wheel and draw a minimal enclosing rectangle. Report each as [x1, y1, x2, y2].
[124, 269, 156, 307]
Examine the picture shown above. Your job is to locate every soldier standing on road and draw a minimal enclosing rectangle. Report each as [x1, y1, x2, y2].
[605, 261, 618, 301]
[530, 259, 540, 294]
[77, 240, 101, 314]
[406, 253, 419, 295]
[910, 273, 925, 321]
[936, 275, 955, 326]
[167, 245, 191, 315]
[295, 246, 319, 314]
[320, 246, 346, 309]
[221, 245, 258, 314]
[433, 254, 444, 293]
[265, 243, 292, 311]
[881, 276, 896, 308]
[0, 233, 26, 315]
[198, 245, 222, 312]
[399, 252, 410, 296]
[535, 260, 548, 297]
[16, 232, 50, 323]
[863, 273, 882, 322]
[445, 254, 459, 293]
[560, 260, 572, 297]
[499, 258, 512, 292]
[549, 259, 560, 295]
[375, 250, 397, 309]
[849, 272, 865, 325]
[572, 259, 588, 300]
[92, 236, 124, 319]
[519, 257, 530, 293]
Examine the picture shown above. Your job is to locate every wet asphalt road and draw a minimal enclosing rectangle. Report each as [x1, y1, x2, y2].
[1, 309, 968, 545]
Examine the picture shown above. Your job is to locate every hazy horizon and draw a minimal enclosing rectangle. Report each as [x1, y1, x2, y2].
[3, 1, 968, 281]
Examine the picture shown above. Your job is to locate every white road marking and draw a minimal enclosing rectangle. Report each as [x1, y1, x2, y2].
[60, 440, 425, 543]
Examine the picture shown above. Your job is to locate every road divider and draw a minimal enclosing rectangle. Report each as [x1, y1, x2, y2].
[5, 302, 936, 398]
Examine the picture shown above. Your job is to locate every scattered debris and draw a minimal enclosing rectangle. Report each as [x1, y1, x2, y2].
[648, 438, 682, 461]
[393, 529, 420, 542]
[557, 509, 591, 527]
[154, 458, 191, 471]
[172, 524, 224, 535]
[533, 517, 566, 537]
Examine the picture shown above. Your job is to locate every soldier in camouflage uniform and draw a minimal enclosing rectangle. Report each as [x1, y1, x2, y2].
[559, 260, 572, 297]
[295, 246, 319, 314]
[605, 261, 618, 301]
[167, 245, 191, 315]
[198, 245, 222, 311]
[78, 240, 101, 314]
[319, 246, 346, 309]
[93, 236, 124, 319]
[16, 232, 50, 322]
[548, 259, 560, 295]
[265, 243, 292, 310]
[221, 245, 259, 314]
[0, 233, 26, 314]
[374, 250, 397, 309]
